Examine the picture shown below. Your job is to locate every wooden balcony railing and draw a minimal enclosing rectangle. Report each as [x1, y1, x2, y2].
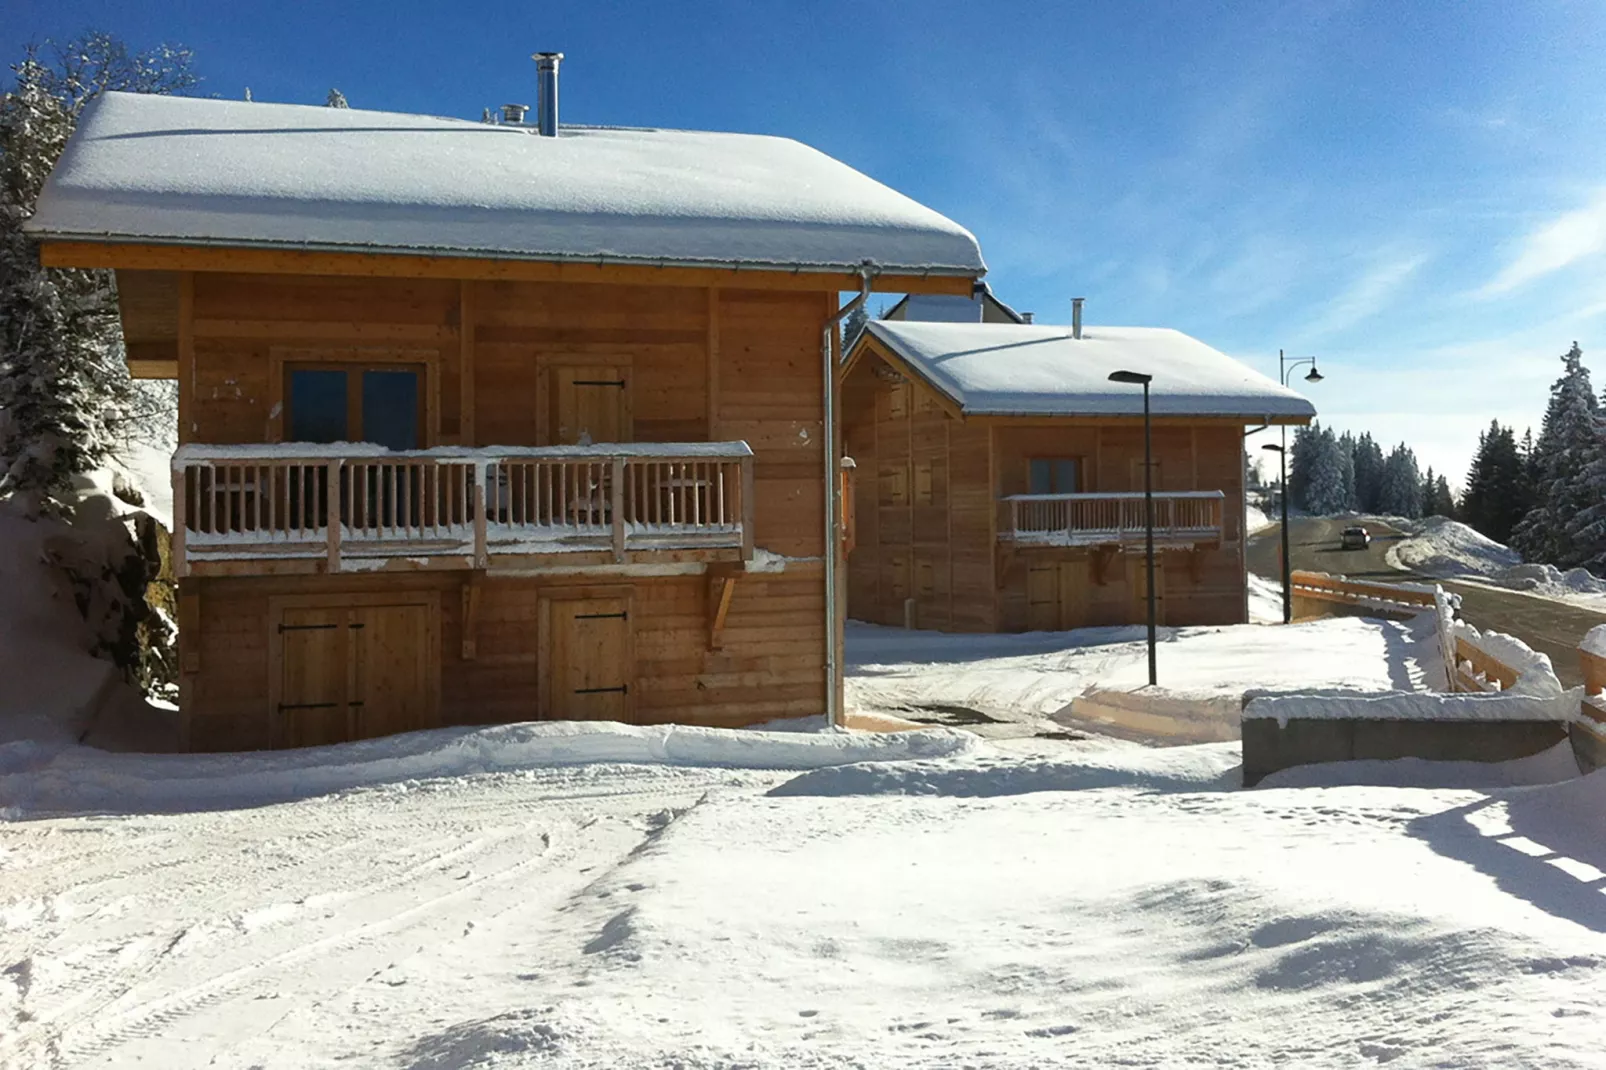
[172, 442, 755, 576]
[1001, 491, 1226, 549]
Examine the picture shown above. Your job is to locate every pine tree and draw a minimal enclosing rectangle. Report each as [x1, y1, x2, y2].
[325, 88, 349, 108]
[1376, 444, 1422, 518]
[1351, 432, 1386, 513]
[1563, 412, 1606, 573]
[841, 304, 868, 353]
[1419, 466, 1437, 518]
[1429, 473, 1456, 518]
[0, 34, 197, 512]
[1512, 343, 1600, 566]
[1460, 421, 1526, 543]
[1336, 431, 1358, 511]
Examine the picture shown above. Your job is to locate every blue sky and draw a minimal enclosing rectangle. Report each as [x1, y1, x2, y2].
[10, 0, 1606, 485]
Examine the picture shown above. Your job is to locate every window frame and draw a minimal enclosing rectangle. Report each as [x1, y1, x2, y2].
[281, 360, 429, 448]
[1027, 456, 1083, 495]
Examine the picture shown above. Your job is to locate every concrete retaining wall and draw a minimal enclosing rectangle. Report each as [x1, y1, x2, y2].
[1572, 722, 1606, 774]
[1241, 716, 1568, 787]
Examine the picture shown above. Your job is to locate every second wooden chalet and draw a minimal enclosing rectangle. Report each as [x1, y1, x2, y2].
[26, 83, 984, 749]
[842, 318, 1314, 632]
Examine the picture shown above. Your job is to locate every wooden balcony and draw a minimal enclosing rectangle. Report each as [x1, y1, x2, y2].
[173, 442, 756, 577]
[1001, 491, 1226, 549]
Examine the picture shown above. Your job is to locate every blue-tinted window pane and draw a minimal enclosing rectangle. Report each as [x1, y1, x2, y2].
[289, 370, 348, 443]
[1028, 459, 1051, 495]
[1054, 459, 1079, 493]
[361, 370, 419, 450]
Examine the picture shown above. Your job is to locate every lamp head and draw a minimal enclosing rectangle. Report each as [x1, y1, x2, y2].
[1261, 443, 1284, 454]
[1304, 365, 1324, 383]
[1108, 370, 1152, 385]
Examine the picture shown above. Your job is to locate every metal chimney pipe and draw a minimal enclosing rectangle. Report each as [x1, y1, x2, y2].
[533, 52, 563, 137]
[1072, 297, 1085, 339]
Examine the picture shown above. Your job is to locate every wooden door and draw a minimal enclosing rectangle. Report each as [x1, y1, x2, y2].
[544, 596, 633, 721]
[1027, 563, 1060, 631]
[1057, 559, 1091, 629]
[551, 365, 631, 445]
[278, 607, 352, 747]
[1026, 559, 1091, 631]
[353, 604, 430, 739]
[1131, 555, 1167, 626]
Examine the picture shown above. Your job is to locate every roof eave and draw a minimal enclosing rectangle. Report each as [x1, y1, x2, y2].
[26, 228, 985, 281]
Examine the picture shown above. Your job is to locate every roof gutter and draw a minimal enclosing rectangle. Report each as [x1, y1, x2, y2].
[821, 261, 877, 729]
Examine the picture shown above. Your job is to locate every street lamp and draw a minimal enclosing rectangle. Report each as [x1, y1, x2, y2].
[1109, 369, 1157, 687]
[1261, 443, 1291, 624]
[1262, 350, 1325, 626]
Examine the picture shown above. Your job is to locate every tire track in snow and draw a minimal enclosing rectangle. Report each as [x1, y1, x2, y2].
[45, 820, 566, 1064]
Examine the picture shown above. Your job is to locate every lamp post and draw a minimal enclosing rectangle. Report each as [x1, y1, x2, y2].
[1266, 350, 1324, 625]
[1109, 369, 1157, 686]
[1261, 443, 1290, 624]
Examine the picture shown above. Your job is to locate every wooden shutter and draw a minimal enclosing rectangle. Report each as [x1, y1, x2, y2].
[551, 365, 632, 445]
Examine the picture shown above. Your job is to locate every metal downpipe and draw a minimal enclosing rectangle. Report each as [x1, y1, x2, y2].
[822, 262, 875, 728]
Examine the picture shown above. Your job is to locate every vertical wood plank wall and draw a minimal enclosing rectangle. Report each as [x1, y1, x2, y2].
[842, 353, 1249, 635]
[172, 271, 828, 749]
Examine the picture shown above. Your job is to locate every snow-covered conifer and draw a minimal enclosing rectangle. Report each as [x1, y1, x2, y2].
[1512, 343, 1599, 566]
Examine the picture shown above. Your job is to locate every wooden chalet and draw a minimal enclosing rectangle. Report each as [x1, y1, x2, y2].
[26, 88, 984, 749]
[842, 318, 1314, 632]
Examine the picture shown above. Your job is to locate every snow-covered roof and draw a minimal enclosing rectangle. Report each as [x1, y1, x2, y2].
[26, 93, 986, 276]
[861, 321, 1316, 420]
[900, 293, 985, 322]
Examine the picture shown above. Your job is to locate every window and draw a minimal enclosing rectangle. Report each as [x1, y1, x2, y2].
[286, 364, 424, 448]
[1028, 457, 1080, 495]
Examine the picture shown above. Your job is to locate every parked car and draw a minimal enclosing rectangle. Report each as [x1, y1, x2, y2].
[1340, 525, 1371, 550]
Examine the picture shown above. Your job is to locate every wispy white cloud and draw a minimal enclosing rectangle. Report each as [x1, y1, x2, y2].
[1476, 190, 1606, 296]
[1294, 251, 1430, 342]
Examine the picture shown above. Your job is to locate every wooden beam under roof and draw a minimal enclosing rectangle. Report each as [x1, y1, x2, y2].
[44, 242, 978, 296]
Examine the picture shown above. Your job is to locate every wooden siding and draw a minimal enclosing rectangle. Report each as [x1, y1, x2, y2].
[842, 349, 1247, 634]
[181, 569, 824, 751]
[161, 270, 834, 746]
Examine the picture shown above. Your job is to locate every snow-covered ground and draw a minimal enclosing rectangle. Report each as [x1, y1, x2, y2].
[4, 721, 1605, 1069]
[846, 611, 1437, 741]
[1389, 516, 1606, 610]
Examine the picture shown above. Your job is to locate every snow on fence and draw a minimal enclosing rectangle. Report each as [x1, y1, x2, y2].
[1242, 572, 1582, 785]
[172, 442, 755, 576]
[1289, 569, 1438, 614]
[1576, 627, 1606, 771]
[1002, 491, 1225, 548]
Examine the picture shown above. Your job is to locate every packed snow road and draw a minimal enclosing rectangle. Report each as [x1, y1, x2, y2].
[1248, 516, 1606, 688]
[3, 724, 1606, 1068]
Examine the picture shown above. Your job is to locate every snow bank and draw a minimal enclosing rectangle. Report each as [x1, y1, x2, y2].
[1390, 517, 1606, 606]
[1583, 624, 1606, 662]
[1247, 573, 1284, 623]
[1390, 516, 1520, 577]
[0, 720, 976, 816]
[1243, 686, 1579, 726]
[0, 501, 152, 747]
[770, 741, 1242, 797]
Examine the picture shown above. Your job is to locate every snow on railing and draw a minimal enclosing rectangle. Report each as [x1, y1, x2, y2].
[1002, 490, 1225, 548]
[173, 442, 755, 575]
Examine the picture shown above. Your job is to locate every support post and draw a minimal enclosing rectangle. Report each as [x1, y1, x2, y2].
[171, 462, 188, 579]
[325, 459, 342, 573]
[473, 462, 490, 568]
[739, 453, 756, 562]
[610, 456, 626, 562]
